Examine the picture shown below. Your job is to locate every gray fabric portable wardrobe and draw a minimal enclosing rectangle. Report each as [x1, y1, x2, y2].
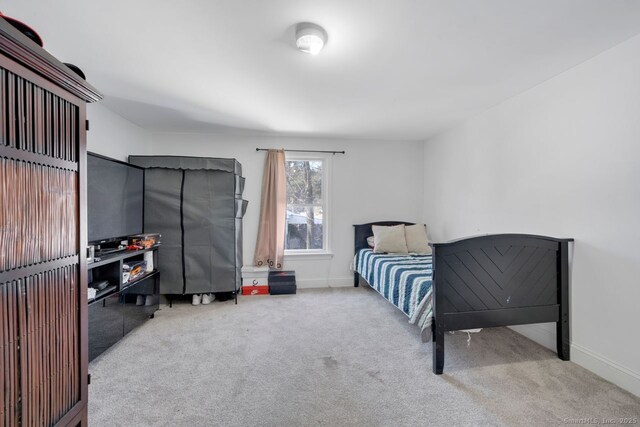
[129, 156, 247, 297]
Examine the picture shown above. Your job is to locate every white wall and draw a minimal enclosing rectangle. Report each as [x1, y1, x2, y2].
[87, 103, 152, 161]
[423, 34, 640, 396]
[151, 133, 424, 288]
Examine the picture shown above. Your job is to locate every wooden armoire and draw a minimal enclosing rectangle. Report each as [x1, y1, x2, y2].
[0, 19, 102, 426]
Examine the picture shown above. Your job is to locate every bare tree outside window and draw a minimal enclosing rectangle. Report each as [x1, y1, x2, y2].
[285, 159, 323, 250]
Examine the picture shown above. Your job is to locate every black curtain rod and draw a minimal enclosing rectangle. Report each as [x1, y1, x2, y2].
[255, 148, 345, 155]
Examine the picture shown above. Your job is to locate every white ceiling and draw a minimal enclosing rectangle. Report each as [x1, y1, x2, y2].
[3, 1, 640, 140]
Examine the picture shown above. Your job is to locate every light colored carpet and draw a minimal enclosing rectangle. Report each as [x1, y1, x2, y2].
[88, 287, 640, 426]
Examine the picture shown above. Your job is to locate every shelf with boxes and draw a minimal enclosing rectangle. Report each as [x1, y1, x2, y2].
[87, 245, 160, 361]
[241, 266, 270, 295]
[241, 267, 297, 296]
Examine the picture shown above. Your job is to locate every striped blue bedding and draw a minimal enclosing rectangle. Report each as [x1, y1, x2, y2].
[354, 249, 433, 338]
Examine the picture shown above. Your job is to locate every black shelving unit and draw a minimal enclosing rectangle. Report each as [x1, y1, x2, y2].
[88, 246, 160, 361]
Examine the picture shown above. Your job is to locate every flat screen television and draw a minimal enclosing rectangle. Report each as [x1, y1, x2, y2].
[87, 153, 144, 244]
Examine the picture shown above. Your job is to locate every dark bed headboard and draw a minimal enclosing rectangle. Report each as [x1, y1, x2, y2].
[353, 221, 415, 254]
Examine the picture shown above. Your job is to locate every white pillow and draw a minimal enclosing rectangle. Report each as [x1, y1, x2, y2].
[372, 224, 409, 253]
[366, 236, 375, 248]
[405, 224, 431, 254]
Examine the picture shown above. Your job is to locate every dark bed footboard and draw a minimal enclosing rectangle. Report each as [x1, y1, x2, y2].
[430, 234, 572, 374]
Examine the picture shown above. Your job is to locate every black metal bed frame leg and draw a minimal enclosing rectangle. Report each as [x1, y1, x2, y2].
[557, 241, 570, 360]
[234, 290, 238, 305]
[354, 272, 359, 287]
[432, 321, 444, 374]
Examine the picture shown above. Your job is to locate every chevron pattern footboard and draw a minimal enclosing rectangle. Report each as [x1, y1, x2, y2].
[438, 239, 558, 313]
[430, 234, 572, 374]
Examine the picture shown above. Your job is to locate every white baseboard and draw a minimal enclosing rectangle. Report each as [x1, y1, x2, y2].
[571, 343, 640, 397]
[295, 277, 354, 289]
[509, 325, 640, 397]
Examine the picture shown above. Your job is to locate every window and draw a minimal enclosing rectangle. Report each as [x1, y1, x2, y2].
[284, 155, 330, 254]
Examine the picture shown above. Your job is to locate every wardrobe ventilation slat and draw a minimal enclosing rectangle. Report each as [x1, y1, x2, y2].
[0, 67, 79, 162]
[0, 159, 78, 272]
[1, 264, 80, 426]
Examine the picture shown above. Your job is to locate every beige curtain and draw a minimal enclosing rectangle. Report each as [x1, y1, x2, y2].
[254, 149, 286, 269]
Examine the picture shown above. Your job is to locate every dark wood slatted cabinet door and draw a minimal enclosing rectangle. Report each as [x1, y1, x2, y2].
[1, 19, 102, 427]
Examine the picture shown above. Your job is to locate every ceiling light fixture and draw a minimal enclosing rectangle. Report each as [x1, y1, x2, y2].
[295, 22, 327, 55]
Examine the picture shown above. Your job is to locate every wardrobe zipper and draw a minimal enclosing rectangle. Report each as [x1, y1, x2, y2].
[180, 170, 187, 294]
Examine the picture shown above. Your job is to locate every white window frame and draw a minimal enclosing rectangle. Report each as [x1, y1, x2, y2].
[283, 153, 332, 258]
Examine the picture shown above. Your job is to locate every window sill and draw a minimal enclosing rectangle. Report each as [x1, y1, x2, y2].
[284, 251, 334, 260]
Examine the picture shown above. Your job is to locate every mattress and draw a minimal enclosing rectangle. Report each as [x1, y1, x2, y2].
[354, 249, 433, 340]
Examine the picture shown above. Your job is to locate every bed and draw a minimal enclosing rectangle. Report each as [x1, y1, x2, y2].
[354, 248, 434, 338]
[353, 221, 572, 374]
